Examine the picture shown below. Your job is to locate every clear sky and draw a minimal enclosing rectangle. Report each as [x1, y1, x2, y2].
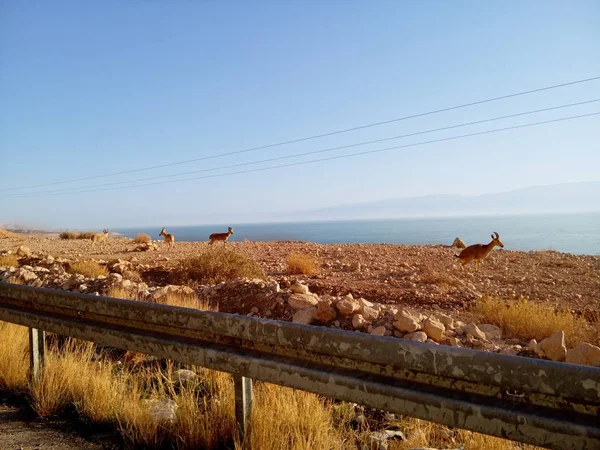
[1, 1, 599, 229]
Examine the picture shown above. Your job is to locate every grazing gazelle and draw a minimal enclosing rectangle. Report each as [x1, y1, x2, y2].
[455, 231, 504, 270]
[159, 227, 175, 250]
[208, 227, 234, 245]
[91, 229, 109, 247]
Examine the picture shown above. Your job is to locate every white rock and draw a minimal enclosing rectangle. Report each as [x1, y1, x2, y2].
[566, 343, 600, 367]
[288, 293, 318, 310]
[292, 307, 316, 325]
[362, 305, 379, 321]
[144, 399, 177, 423]
[352, 314, 368, 329]
[173, 369, 197, 387]
[336, 298, 360, 316]
[404, 331, 428, 342]
[539, 331, 567, 362]
[478, 324, 502, 340]
[393, 311, 421, 333]
[370, 326, 387, 336]
[462, 323, 486, 340]
[423, 318, 445, 342]
[435, 313, 453, 327]
[290, 282, 309, 295]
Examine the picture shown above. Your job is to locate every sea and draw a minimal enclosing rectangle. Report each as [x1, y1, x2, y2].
[113, 212, 600, 256]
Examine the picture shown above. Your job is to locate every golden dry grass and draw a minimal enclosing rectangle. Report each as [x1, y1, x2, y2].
[105, 286, 211, 311]
[0, 254, 20, 267]
[474, 296, 596, 347]
[0, 319, 544, 450]
[0, 322, 29, 392]
[0, 229, 21, 239]
[78, 231, 96, 239]
[68, 260, 109, 278]
[287, 253, 320, 275]
[134, 233, 152, 244]
[169, 248, 265, 286]
[59, 231, 96, 240]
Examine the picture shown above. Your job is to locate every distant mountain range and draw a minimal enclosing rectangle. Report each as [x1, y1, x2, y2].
[282, 181, 600, 221]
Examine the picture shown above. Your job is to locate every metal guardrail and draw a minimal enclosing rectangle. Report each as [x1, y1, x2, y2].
[0, 283, 599, 449]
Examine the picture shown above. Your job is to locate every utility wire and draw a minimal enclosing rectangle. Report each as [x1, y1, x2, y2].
[4, 111, 598, 199]
[2, 75, 599, 193]
[6, 98, 599, 197]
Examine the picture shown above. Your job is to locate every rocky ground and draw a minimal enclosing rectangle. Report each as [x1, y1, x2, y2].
[1, 234, 599, 366]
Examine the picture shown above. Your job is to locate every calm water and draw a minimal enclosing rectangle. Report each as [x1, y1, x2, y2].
[114, 212, 600, 255]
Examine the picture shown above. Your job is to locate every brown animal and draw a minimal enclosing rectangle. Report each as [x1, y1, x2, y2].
[209, 227, 234, 245]
[455, 231, 504, 270]
[159, 227, 175, 249]
[91, 229, 109, 247]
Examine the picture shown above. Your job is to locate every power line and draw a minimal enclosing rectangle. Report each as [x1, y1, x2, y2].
[7, 98, 599, 197]
[4, 111, 598, 199]
[2, 75, 599, 193]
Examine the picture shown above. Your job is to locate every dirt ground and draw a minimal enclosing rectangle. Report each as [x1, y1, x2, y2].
[0, 401, 121, 450]
[2, 235, 599, 319]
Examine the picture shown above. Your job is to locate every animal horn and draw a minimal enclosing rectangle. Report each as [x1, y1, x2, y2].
[493, 231, 499, 239]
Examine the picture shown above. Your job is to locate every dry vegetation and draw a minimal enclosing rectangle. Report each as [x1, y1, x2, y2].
[287, 253, 320, 275]
[106, 286, 211, 311]
[60, 231, 96, 240]
[474, 296, 597, 347]
[0, 320, 541, 450]
[134, 233, 152, 244]
[68, 260, 109, 278]
[169, 248, 265, 286]
[0, 254, 20, 267]
[0, 229, 21, 239]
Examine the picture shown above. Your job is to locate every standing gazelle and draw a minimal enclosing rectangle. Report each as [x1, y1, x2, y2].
[455, 231, 504, 270]
[208, 227, 234, 245]
[91, 229, 109, 247]
[159, 227, 175, 250]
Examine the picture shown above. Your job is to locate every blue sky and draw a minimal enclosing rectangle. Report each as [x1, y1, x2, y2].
[1, 1, 599, 228]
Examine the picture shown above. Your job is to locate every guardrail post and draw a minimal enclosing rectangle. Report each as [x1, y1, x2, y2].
[234, 375, 253, 441]
[28, 327, 46, 381]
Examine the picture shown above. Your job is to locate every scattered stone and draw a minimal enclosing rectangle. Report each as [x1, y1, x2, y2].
[144, 399, 177, 424]
[313, 301, 337, 324]
[448, 337, 461, 347]
[362, 305, 379, 321]
[368, 430, 405, 450]
[478, 324, 502, 340]
[393, 310, 421, 333]
[352, 313, 368, 329]
[435, 313, 453, 327]
[423, 318, 445, 341]
[566, 343, 600, 367]
[18, 269, 38, 283]
[452, 237, 467, 249]
[404, 331, 428, 342]
[370, 326, 386, 336]
[461, 323, 486, 340]
[539, 330, 567, 362]
[290, 282, 309, 295]
[173, 369, 197, 387]
[336, 298, 360, 316]
[292, 307, 316, 325]
[16, 246, 31, 257]
[288, 293, 318, 309]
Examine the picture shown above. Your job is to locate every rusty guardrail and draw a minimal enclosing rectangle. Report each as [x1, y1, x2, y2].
[0, 283, 599, 449]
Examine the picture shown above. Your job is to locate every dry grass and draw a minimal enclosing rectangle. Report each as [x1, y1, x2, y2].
[105, 286, 211, 311]
[134, 233, 151, 244]
[0, 320, 545, 449]
[68, 260, 109, 278]
[169, 248, 265, 286]
[0, 322, 29, 392]
[0, 229, 21, 239]
[122, 269, 143, 282]
[243, 384, 344, 450]
[287, 253, 319, 275]
[474, 296, 596, 347]
[59, 231, 96, 240]
[60, 231, 78, 240]
[0, 254, 20, 267]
